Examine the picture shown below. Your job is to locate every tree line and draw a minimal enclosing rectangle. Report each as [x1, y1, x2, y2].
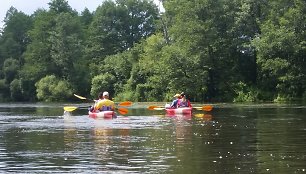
[0, 0, 305, 102]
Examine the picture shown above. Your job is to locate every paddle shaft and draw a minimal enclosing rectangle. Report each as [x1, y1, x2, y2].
[65, 95, 132, 115]
[148, 105, 213, 111]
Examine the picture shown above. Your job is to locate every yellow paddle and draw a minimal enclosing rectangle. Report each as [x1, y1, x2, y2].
[73, 94, 132, 106]
[63, 106, 129, 115]
[64, 106, 78, 112]
[64, 94, 132, 115]
[74, 94, 94, 101]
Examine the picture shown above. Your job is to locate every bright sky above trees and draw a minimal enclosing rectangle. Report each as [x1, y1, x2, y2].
[0, 0, 163, 28]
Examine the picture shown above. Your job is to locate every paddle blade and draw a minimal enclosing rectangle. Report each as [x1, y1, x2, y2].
[64, 106, 78, 112]
[195, 113, 212, 121]
[194, 105, 213, 111]
[118, 101, 132, 107]
[148, 106, 159, 110]
[154, 107, 165, 110]
[74, 94, 87, 100]
[118, 108, 128, 115]
[202, 105, 213, 111]
[147, 105, 164, 110]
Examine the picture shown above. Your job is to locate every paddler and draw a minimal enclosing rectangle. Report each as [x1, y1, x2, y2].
[169, 93, 181, 108]
[89, 91, 115, 112]
[178, 92, 192, 108]
[95, 91, 115, 111]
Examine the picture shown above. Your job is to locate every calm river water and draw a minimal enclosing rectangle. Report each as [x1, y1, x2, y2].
[0, 102, 305, 173]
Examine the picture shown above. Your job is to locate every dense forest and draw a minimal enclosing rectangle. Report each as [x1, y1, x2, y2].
[0, 0, 305, 102]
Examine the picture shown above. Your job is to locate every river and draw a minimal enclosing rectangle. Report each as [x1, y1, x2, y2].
[0, 102, 305, 173]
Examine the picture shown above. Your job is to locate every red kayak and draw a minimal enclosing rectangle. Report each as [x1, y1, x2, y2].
[165, 107, 192, 115]
[88, 111, 116, 119]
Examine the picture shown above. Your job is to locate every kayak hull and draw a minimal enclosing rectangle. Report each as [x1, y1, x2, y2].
[165, 107, 192, 115]
[88, 111, 115, 119]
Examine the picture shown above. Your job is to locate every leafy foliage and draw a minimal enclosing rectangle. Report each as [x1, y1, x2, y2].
[252, 0, 306, 101]
[35, 75, 73, 101]
[3, 58, 19, 83]
[0, 79, 9, 101]
[0, 7, 32, 64]
[90, 73, 116, 98]
[233, 82, 259, 102]
[10, 79, 23, 101]
[0, 0, 304, 102]
[86, 0, 159, 62]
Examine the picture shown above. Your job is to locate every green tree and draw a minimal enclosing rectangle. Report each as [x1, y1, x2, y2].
[48, 0, 76, 14]
[119, 33, 168, 101]
[90, 73, 116, 98]
[22, 1, 87, 100]
[22, 10, 54, 81]
[86, 0, 159, 62]
[80, 8, 93, 28]
[162, 0, 229, 101]
[49, 13, 84, 80]
[0, 7, 32, 67]
[252, 0, 306, 101]
[10, 79, 23, 101]
[0, 79, 9, 101]
[21, 10, 55, 100]
[3, 58, 19, 83]
[1, 0, 305, 103]
[159, 0, 268, 102]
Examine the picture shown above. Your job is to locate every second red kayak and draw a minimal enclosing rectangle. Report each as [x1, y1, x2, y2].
[88, 111, 116, 119]
[165, 107, 192, 115]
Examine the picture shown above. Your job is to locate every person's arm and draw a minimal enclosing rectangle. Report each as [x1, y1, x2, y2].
[170, 100, 177, 108]
[188, 100, 192, 107]
[177, 99, 181, 108]
[111, 101, 115, 111]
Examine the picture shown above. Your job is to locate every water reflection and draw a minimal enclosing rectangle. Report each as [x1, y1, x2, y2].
[63, 112, 78, 150]
[194, 113, 213, 121]
[0, 103, 305, 173]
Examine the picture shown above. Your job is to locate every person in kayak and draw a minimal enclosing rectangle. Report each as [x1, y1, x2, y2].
[94, 91, 115, 111]
[89, 91, 115, 112]
[170, 93, 181, 108]
[178, 92, 192, 108]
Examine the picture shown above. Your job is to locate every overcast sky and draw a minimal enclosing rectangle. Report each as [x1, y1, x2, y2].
[0, 0, 164, 29]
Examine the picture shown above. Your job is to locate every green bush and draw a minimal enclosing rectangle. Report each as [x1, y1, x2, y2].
[0, 79, 10, 101]
[35, 75, 74, 101]
[10, 79, 23, 101]
[114, 90, 134, 102]
[233, 82, 259, 102]
[90, 73, 116, 98]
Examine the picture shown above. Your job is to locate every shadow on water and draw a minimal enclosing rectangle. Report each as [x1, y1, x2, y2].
[0, 102, 305, 173]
